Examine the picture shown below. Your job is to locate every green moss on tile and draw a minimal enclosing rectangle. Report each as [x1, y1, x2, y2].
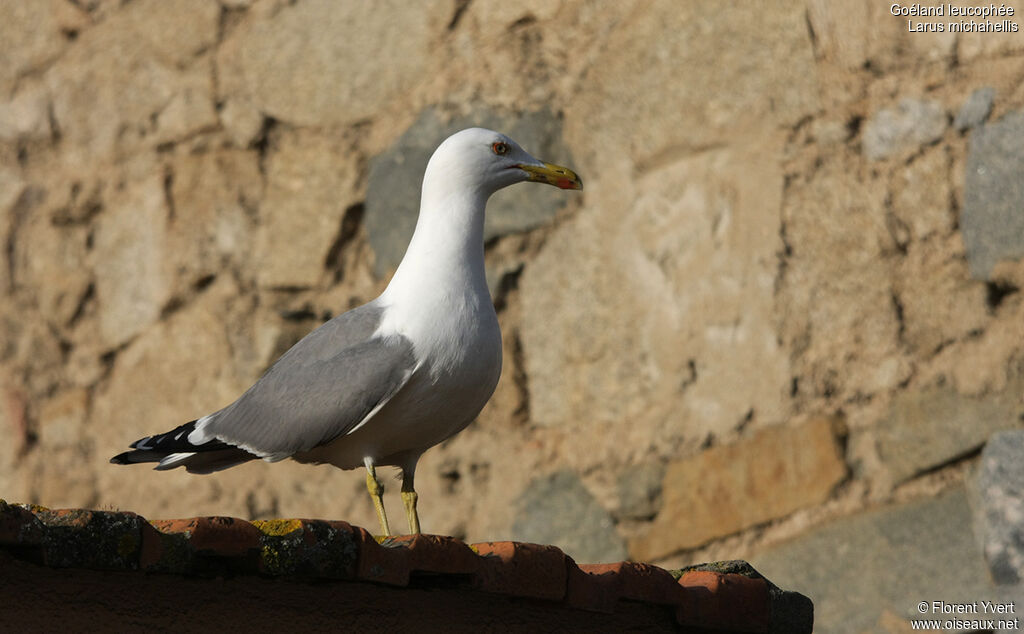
[252, 518, 303, 537]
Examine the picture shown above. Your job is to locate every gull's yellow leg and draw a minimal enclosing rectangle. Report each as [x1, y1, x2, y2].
[364, 460, 391, 537]
[401, 470, 420, 535]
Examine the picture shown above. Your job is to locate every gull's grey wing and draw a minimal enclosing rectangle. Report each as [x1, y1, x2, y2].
[198, 301, 417, 459]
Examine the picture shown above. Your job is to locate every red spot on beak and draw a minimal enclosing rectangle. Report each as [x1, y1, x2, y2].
[556, 178, 573, 189]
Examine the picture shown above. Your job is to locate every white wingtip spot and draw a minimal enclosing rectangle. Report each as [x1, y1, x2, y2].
[156, 452, 196, 470]
[187, 414, 214, 445]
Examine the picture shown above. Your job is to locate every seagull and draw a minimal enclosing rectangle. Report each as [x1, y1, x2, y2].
[111, 127, 582, 536]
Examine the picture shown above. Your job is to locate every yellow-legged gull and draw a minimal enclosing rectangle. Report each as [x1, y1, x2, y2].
[111, 128, 582, 536]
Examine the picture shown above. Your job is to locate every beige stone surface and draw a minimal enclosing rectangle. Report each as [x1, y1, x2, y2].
[630, 418, 847, 561]
[573, 1, 818, 164]
[0, 0, 87, 94]
[0, 169, 24, 294]
[958, 0, 1024, 61]
[0, 81, 52, 142]
[873, 381, 1024, 485]
[10, 211, 90, 327]
[895, 235, 988, 355]
[165, 148, 262, 292]
[217, 0, 446, 127]
[255, 128, 359, 288]
[0, 381, 29, 500]
[43, 0, 219, 165]
[890, 148, 956, 242]
[522, 140, 790, 463]
[777, 153, 909, 405]
[219, 98, 264, 148]
[92, 175, 172, 348]
[25, 388, 96, 509]
[91, 277, 252, 512]
[920, 291, 1024, 397]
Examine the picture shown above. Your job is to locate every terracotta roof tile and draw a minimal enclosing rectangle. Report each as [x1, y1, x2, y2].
[0, 500, 43, 545]
[566, 562, 622, 613]
[384, 532, 481, 576]
[36, 507, 146, 570]
[677, 570, 770, 632]
[578, 561, 687, 607]
[471, 541, 568, 601]
[253, 518, 358, 578]
[0, 501, 812, 632]
[353, 525, 412, 586]
[144, 516, 262, 575]
[154, 516, 263, 557]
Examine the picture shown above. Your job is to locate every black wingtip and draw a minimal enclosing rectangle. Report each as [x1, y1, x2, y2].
[110, 452, 133, 465]
[110, 449, 165, 465]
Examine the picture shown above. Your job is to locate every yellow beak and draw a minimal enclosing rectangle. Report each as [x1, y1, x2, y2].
[518, 162, 583, 190]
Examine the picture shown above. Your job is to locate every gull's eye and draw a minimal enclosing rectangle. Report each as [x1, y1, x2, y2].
[492, 142, 509, 155]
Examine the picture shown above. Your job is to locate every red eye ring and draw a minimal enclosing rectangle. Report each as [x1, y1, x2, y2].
[492, 142, 509, 155]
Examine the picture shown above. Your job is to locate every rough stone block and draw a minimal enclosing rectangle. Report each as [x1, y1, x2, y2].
[90, 277, 252, 508]
[10, 207, 91, 328]
[37, 388, 89, 449]
[970, 430, 1024, 584]
[954, 87, 995, 131]
[963, 110, 1024, 279]
[219, 98, 264, 148]
[0, 0, 87, 95]
[0, 81, 52, 142]
[874, 383, 1024, 484]
[863, 98, 947, 161]
[166, 148, 261, 292]
[521, 143, 790, 453]
[776, 152, 908, 401]
[92, 175, 171, 347]
[512, 470, 627, 565]
[889, 148, 955, 242]
[959, 21, 1024, 61]
[43, 0, 219, 164]
[630, 418, 847, 560]
[616, 461, 665, 521]
[255, 128, 358, 288]
[573, 2, 818, 164]
[895, 236, 987, 355]
[751, 488, 1020, 634]
[151, 66, 218, 146]
[216, 0, 445, 127]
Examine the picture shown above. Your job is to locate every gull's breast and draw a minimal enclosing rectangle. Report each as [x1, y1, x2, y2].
[312, 292, 502, 469]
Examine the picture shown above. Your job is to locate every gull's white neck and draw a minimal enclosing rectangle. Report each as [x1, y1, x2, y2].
[382, 171, 491, 312]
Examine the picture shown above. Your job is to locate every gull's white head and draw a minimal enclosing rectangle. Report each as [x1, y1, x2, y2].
[424, 127, 583, 199]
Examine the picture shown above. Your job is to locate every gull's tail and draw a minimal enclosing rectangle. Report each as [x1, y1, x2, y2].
[110, 419, 256, 474]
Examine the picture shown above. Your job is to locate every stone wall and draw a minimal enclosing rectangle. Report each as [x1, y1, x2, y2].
[2, 1, 1024, 629]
